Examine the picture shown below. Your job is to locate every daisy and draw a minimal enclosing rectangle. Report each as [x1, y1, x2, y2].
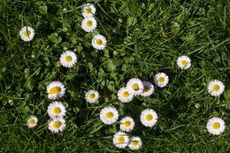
[85, 90, 99, 104]
[48, 117, 66, 133]
[100, 106, 119, 125]
[82, 17, 97, 32]
[26, 115, 38, 128]
[47, 101, 66, 118]
[206, 117, 225, 135]
[126, 78, 144, 95]
[47, 81, 65, 100]
[208, 80, 225, 96]
[19, 26, 35, 42]
[120, 117, 135, 132]
[177, 55, 191, 70]
[113, 131, 129, 149]
[60, 50, 77, 68]
[128, 136, 142, 150]
[117, 87, 134, 103]
[140, 108, 158, 128]
[82, 3, 96, 17]
[141, 81, 154, 97]
[154, 72, 169, 88]
[92, 34, 107, 50]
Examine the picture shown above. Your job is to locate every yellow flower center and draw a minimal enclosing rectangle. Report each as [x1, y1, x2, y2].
[212, 84, 220, 92]
[49, 86, 61, 94]
[96, 39, 103, 45]
[88, 93, 95, 99]
[53, 121, 62, 129]
[65, 55, 72, 62]
[29, 119, 35, 125]
[146, 114, 153, 121]
[181, 60, 187, 65]
[212, 122, 220, 129]
[85, 7, 92, 14]
[53, 107, 61, 114]
[86, 20, 93, 27]
[143, 86, 150, 92]
[123, 121, 131, 127]
[158, 77, 165, 83]
[23, 29, 31, 37]
[131, 140, 139, 146]
[122, 91, 129, 98]
[117, 136, 125, 144]
[105, 112, 114, 119]
[132, 83, 139, 91]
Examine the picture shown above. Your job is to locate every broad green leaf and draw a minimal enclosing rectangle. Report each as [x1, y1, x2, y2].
[224, 90, 230, 100]
[38, 5, 47, 15]
[127, 17, 137, 27]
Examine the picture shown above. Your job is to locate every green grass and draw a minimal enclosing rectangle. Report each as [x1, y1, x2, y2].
[1, 0, 230, 152]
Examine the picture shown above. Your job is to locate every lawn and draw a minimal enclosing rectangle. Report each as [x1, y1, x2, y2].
[1, 0, 230, 152]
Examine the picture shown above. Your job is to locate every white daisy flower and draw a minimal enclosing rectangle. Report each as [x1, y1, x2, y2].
[120, 117, 135, 132]
[82, 3, 96, 18]
[47, 101, 66, 118]
[100, 106, 119, 125]
[47, 81, 65, 100]
[207, 117, 225, 135]
[177, 55, 191, 70]
[126, 78, 144, 95]
[60, 50, 77, 68]
[48, 117, 66, 133]
[208, 80, 225, 97]
[19, 26, 35, 42]
[128, 136, 142, 150]
[154, 72, 169, 88]
[113, 131, 129, 149]
[85, 90, 99, 104]
[140, 108, 158, 128]
[26, 115, 38, 128]
[141, 81, 154, 97]
[92, 34, 107, 50]
[82, 17, 97, 32]
[117, 87, 134, 103]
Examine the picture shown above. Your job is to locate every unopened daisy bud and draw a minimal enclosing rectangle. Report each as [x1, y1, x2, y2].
[31, 54, 35, 58]
[195, 103, 200, 109]
[24, 68, 30, 74]
[8, 99, 13, 105]
[56, 61, 61, 67]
